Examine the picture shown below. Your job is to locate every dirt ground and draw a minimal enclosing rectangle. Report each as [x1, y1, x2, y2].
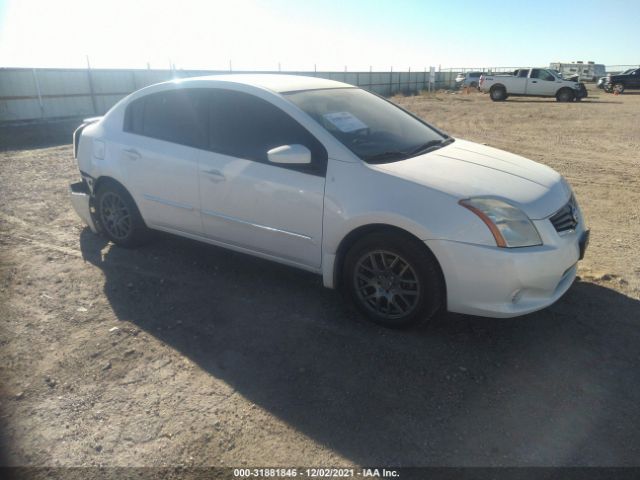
[1, 86, 639, 468]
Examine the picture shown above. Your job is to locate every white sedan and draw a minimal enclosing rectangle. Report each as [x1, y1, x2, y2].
[70, 74, 589, 327]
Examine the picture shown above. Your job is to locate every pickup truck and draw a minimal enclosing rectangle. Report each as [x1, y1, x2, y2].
[479, 68, 587, 102]
[604, 67, 640, 94]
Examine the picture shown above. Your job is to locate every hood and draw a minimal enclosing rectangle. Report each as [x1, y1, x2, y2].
[372, 139, 570, 219]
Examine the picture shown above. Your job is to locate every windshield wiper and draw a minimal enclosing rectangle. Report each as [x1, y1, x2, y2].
[362, 151, 410, 163]
[362, 138, 454, 164]
[404, 137, 454, 157]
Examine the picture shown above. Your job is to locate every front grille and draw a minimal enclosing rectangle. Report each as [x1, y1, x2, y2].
[550, 196, 579, 233]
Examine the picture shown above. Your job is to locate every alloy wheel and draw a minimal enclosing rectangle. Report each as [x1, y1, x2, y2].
[99, 192, 132, 240]
[353, 250, 421, 319]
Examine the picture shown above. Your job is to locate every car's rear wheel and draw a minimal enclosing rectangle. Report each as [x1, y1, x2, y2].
[613, 83, 625, 94]
[469, 81, 478, 89]
[96, 182, 150, 247]
[490, 86, 507, 101]
[556, 88, 575, 102]
[343, 231, 443, 328]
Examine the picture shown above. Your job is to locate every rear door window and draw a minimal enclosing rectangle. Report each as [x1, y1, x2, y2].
[124, 89, 208, 149]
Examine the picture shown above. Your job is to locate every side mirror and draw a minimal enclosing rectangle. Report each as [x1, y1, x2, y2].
[267, 144, 311, 165]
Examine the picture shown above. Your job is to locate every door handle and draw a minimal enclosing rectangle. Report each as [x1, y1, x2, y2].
[123, 148, 141, 161]
[531, 80, 537, 83]
[203, 169, 225, 182]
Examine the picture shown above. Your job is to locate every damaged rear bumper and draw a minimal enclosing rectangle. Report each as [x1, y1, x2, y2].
[69, 181, 98, 233]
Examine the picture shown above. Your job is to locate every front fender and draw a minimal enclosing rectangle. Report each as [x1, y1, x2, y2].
[321, 159, 498, 287]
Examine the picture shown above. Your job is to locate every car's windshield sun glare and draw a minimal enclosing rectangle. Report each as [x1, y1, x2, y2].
[285, 88, 448, 163]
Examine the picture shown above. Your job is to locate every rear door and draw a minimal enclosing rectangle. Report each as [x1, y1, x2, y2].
[197, 89, 327, 269]
[119, 89, 207, 234]
[508, 69, 529, 94]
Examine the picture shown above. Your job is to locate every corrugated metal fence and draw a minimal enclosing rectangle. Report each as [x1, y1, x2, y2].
[0, 67, 446, 124]
[3, 65, 631, 124]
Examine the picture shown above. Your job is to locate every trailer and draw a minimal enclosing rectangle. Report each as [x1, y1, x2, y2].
[549, 61, 606, 82]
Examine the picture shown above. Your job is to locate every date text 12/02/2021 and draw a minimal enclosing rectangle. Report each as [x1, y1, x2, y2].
[233, 468, 399, 477]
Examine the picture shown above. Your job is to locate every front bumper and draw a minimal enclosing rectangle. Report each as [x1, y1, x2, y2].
[426, 216, 588, 318]
[69, 181, 98, 233]
[576, 83, 588, 99]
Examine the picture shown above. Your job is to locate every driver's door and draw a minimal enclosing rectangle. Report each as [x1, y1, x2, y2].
[197, 89, 327, 269]
[631, 69, 640, 88]
[527, 69, 559, 95]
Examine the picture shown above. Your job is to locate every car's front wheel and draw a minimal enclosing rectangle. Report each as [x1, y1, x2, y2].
[556, 88, 575, 102]
[343, 231, 443, 327]
[96, 182, 150, 247]
[613, 83, 625, 94]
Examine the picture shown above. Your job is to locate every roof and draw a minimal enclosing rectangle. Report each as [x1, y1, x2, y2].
[175, 74, 354, 93]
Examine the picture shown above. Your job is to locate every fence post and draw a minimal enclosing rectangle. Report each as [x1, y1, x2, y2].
[86, 56, 98, 115]
[31, 68, 45, 119]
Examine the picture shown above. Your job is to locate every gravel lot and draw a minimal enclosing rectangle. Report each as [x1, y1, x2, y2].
[1, 87, 639, 468]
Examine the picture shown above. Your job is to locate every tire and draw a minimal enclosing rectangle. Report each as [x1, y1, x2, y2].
[556, 88, 575, 102]
[342, 231, 444, 328]
[469, 81, 478, 89]
[490, 86, 507, 101]
[95, 182, 150, 248]
[613, 83, 625, 94]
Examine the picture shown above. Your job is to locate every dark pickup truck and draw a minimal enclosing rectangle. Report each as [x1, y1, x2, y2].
[604, 67, 640, 93]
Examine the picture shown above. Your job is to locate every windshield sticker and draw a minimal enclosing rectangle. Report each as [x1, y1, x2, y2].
[323, 112, 368, 133]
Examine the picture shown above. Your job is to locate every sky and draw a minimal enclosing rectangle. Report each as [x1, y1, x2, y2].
[0, 0, 637, 71]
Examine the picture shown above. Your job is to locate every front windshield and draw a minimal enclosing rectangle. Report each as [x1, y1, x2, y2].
[284, 88, 448, 163]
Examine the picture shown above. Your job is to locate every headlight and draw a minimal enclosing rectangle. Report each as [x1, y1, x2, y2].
[459, 198, 542, 248]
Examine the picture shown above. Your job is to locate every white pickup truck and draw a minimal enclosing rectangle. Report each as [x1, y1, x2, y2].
[479, 68, 587, 102]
